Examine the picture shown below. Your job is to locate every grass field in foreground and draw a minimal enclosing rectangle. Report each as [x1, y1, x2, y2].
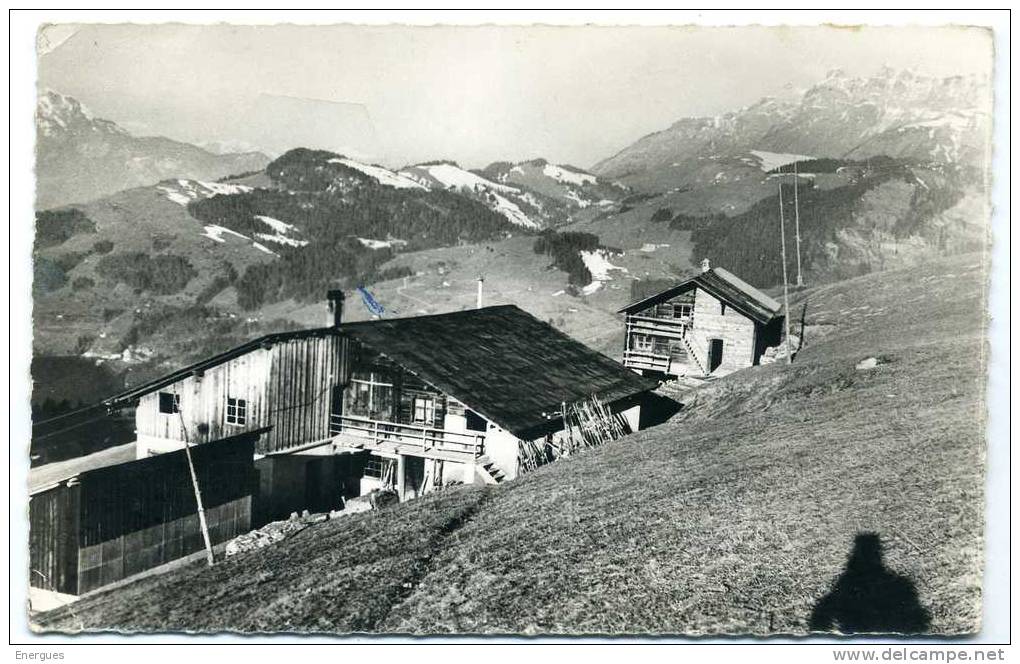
[36, 253, 988, 636]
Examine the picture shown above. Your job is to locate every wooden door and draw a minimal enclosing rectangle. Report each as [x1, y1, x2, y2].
[708, 338, 724, 372]
[402, 455, 426, 501]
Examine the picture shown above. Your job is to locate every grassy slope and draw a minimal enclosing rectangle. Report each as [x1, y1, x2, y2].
[36, 254, 987, 635]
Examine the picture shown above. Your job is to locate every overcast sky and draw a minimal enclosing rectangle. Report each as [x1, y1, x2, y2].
[37, 23, 992, 169]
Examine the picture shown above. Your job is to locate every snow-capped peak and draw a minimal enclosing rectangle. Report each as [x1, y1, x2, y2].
[36, 90, 126, 138]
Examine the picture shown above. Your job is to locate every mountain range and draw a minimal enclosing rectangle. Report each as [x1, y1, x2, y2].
[592, 68, 990, 193]
[36, 90, 271, 208]
[31, 68, 991, 405]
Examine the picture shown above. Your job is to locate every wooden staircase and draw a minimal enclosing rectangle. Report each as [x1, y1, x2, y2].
[474, 455, 507, 485]
[680, 333, 709, 376]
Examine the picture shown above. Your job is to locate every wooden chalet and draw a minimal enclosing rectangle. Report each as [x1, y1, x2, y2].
[619, 260, 785, 378]
[100, 296, 656, 521]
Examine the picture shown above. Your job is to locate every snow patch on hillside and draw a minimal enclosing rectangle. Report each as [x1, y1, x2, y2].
[159, 179, 253, 206]
[252, 242, 279, 256]
[749, 150, 814, 172]
[563, 189, 591, 208]
[255, 233, 308, 248]
[255, 215, 297, 234]
[399, 163, 541, 229]
[489, 192, 541, 229]
[580, 250, 628, 295]
[158, 187, 193, 206]
[252, 215, 307, 247]
[543, 163, 597, 186]
[202, 225, 250, 243]
[329, 158, 427, 190]
[358, 237, 409, 250]
[194, 180, 253, 196]
[406, 163, 518, 194]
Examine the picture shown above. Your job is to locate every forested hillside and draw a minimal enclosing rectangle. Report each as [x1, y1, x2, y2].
[186, 148, 522, 309]
[669, 157, 975, 287]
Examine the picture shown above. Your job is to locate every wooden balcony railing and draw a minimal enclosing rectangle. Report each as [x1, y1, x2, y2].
[329, 414, 485, 458]
[623, 349, 671, 372]
[626, 314, 691, 339]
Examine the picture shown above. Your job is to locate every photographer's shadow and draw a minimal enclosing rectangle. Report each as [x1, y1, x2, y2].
[810, 532, 931, 634]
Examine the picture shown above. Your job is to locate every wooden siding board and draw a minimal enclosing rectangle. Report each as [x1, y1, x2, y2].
[260, 335, 343, 454]
[28, 484, 80, 595]
[31, 432, 257, 595]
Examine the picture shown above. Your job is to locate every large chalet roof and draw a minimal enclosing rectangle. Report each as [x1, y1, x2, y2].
[619, 267, 782, 324]
[102, 305, 655, 439]
[341, 305, 657, 438]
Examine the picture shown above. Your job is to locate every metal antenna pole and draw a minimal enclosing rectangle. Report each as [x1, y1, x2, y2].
[793, 161, 804, 287]
[178, 408, 215, 566]
[778, 185, 793, 365]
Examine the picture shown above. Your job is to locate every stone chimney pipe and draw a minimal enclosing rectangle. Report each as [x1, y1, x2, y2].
[701, 258, 711, 273]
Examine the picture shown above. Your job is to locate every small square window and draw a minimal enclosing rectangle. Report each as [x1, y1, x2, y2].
[226, 397, 247, 426]
[672, 303, 692, 319]
[158, 392, 180, 414]
[632, 334, 654, 352]
[413, 396, 436, 424]
[465, 410, 487, 432]
[364, 456, 395, 482]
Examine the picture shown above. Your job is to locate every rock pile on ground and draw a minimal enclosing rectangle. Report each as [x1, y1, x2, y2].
[760, 335, 800, 365]
[224, 489, 400, 558]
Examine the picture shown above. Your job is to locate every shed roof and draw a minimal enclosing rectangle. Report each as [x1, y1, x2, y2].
[618, 267, 783, 324]
[341, 305, 657, 438]
[29, 442, 138, 495]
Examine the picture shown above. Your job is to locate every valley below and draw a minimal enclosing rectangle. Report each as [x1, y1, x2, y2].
[35, 254, 988, 635]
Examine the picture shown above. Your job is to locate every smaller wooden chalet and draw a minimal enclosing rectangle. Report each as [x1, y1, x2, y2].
[28, 430, 259, 599]
[101, 300, 656, 521]
[619, 260, 784, 378]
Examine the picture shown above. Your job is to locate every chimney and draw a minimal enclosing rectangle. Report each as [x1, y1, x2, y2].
[327, 290, 345, 328]
[701, 258, 711, 273]
[476, 277, 484, 309]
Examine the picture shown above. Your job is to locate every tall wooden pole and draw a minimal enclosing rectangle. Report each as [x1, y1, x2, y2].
[178, 409, 215, 567]
[778, 185, 793, 364]
[793, 161, 804, 287]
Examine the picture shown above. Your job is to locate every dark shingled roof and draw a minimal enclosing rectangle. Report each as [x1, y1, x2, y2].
[618, 267, 783, 325]
[98, 306, 654, 440]
[342, 305, 657, 438]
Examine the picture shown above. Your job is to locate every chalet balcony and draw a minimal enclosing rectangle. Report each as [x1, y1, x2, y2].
[625, 314, 691, 340]
[329, 414, 485, 462]
[622, 349, 671, 373]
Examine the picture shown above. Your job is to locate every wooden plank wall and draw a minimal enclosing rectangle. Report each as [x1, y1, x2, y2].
[263, 334, 348, 454]
[28, 484, 80, 595]
[135, 347, 272, 445]
[75, 433, 256, 593]
[134, 333, 348, 455]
